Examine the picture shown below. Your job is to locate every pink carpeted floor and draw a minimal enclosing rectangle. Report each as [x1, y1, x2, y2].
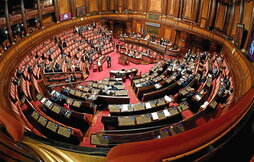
[85, 48, 155, 104]
[79, 45, 155, 147]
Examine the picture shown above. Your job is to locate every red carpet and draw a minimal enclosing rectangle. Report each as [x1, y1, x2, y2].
[86, 49, 155, 81]
[123, 79, 140, 104]
[79, 44, 156, 147]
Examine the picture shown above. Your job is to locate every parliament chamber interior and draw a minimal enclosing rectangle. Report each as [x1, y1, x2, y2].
[0, 0, 254, 161]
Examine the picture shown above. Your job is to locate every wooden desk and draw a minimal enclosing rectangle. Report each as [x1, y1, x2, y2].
[118, 116, 135, 127]
[133, 104, 145, 112]
[57, 126, 71, 138]
[108, 105, 121, 113]
[136, 115, 152, 125]
[90, 134, 109, 146]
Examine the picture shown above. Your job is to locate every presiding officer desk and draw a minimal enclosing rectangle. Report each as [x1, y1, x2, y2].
[120, 36, 181, 58]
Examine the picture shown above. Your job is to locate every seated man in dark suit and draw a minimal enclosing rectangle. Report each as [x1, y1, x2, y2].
[28, 66, 33, 74]
[61, 86, 70, 95]
[98, 88, 107, 95]
[181, 88, 195, 103]
[116, 43, 120, 53]
[54, 63, 61, 72]
[70, 74, 77, 82]
[212, 66, 219, 78]
[106, 55, 111, 68]
[45, 66, 52, 73]
[111, 85, 118, 90]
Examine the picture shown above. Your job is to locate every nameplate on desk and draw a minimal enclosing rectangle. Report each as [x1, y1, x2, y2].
[57, 126, 71, 138]
[185, 86, 192, 92]
[122, 104, 129, 112]
[31, 111, 39, 120]
[164, 95, 172, 103]
[52, 105, 61, 114]
[38, 116, 47, 126]
[66, 99, 73, 105]
[145, 102, 152, 109]
[163, 109, 171, 117]
[46, 121, 58, 132]
[151, 112, 159, 120]
[70, 89, 75, 94]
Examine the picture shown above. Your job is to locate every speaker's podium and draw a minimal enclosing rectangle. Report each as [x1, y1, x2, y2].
[118, 55, 128, 65]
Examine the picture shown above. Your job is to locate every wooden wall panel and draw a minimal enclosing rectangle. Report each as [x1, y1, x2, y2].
[148, 0, 162, 13]
[76, 0, 85, 7]
[127, 0, 134, 10]
[136, 23, 142, 33]
[201, 0, 209, 18]
[118, 0, 124, 6]
[164, 27, 172, 41]
[117, 0, 124, 12]
[136, 0, 146, 12]
[167, 0, 180, 17]
[230, 4, 240, 37]
[89, 0, 99, 13]
[182, 0, 194, 19]
[167, 0, 174, 16]
[178, 31, 188, 48]
[199, 0, 210, 28]
[242, 0, 253, 32]
[214, 3, 227, 31]
[101, 0, 108, 11]
[59, 0, 71, 15]
[109, 0, 116, 11]
[242, 0, 253, 49]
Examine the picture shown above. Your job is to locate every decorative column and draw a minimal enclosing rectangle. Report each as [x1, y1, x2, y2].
[238, 0, 244, 24]
[20, 0, 28, 35]
[207, 0, 217, 30]
[4, 0, 14, 43]
[54, 0, 60, 22]
[70, 0, 77, 18]
[37, 0, 44, 28]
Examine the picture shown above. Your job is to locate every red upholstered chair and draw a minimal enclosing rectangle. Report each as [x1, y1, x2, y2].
[93, 62, 98, 72]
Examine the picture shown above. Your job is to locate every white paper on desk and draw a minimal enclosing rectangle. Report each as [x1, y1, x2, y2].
[164, 95, 172, 103]
[196, 94, 201, 101]
[154, 83, 161, 89]
[51, 90, 56, 95]
[163, 109, 171, 117]
[145, 102, 152, 109]
[151, 112, 159, 120]
[41, 98, 46, 103]
[122, 104, 128, 112]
